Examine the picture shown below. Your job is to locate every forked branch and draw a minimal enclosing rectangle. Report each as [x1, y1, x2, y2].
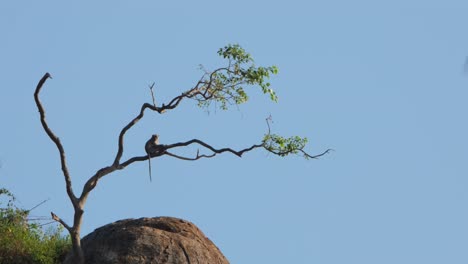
[112, 89, 200, 166]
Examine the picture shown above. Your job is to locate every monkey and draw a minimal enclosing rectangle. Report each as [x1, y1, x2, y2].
[145, 134, 160, 182]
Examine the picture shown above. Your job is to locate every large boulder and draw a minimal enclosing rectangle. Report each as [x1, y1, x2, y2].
[63, 217, 229, 264]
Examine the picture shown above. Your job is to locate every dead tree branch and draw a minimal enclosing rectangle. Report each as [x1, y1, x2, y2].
[34, 73, 78, 211]
[165, 139, 264, 157]
[119, 140, 264, 166]
[35, 73, 85, 264]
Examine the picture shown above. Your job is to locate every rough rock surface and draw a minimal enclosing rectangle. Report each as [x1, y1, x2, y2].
[63, 217, 229, 264]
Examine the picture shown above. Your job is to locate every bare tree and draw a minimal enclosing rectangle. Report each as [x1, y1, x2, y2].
[34, 44, 331, 264]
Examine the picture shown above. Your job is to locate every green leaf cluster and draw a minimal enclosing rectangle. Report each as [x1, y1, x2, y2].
[263, 134, 309, 158]
[197, 44, 278, 110]
[0, 188, 71, 264]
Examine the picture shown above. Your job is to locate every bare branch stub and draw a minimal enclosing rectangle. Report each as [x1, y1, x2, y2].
[51, 212, 72, 232]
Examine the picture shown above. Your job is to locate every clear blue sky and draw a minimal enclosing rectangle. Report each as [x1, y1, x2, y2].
[1, 1, 468, 263]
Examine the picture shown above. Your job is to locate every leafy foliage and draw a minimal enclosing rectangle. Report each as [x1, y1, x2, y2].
[160, 44, 324, 160]
[263, 134, 310, 158]
[194, 44, 278, 109]
[0, 188, 71, 264]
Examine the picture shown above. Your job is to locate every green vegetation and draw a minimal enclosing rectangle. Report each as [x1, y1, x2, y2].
[263, 134, 309, 157]
[194, 44, 316, 159]
[0, 188, 71, 264]
[196, 44, 278, 109]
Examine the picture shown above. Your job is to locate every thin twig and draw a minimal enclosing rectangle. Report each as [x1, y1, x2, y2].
[302, 148, 334, 159]
[164, 151, 216, 160]
[38, 221, 56, 227]
[27, 216, 50, 221]
[149, 82, 156, 107]
[267, 148, 334, 159]
[27, 198, 50, 212]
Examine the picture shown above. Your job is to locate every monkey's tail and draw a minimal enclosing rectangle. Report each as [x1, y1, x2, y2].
[148, 159, 152, 182]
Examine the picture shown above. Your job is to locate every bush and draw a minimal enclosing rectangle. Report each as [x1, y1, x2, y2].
[0, 188, 71, 264]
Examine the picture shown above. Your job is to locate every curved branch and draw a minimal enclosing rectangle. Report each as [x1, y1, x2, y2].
[79, 166, 116, 203]
[118, 140, 264, 168]
[120, 155, 148, 168]
[302, 148, 334, 159]
[112, 103, 158, 166]
[165, 139, 264, 157]
[34, 73, 78, 207]
[164, 150, 216, 160]
[267, 148, 334, 159]
[112, 86, 203, 166]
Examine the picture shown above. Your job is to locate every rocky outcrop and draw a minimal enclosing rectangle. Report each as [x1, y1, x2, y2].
[63, 217, 229, 264]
